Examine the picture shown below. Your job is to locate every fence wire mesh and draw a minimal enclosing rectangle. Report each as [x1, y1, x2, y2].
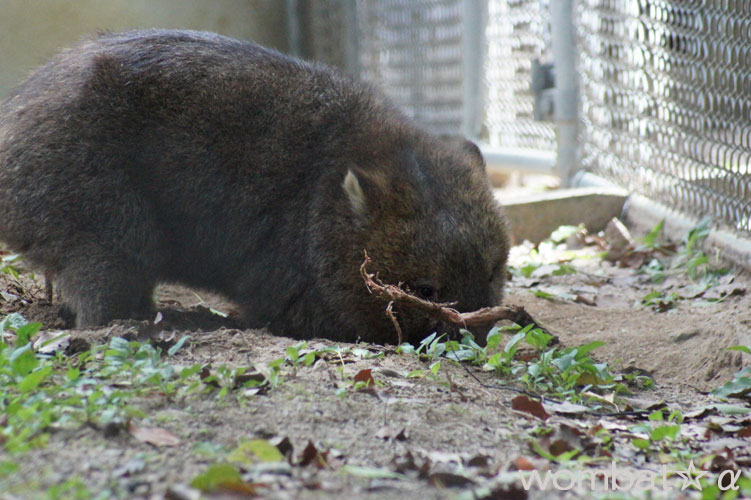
[484, 0, 556, 150]
[302, 0, 555, 145]
[301, 0, 465, 134]
[577, 0, 751, 233]
[356, 0, 465, 135]
[302, 0, 351, 69]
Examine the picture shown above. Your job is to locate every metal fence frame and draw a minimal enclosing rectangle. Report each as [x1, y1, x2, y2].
[287, 1, 751, 234]
[287, 0, 564, 174]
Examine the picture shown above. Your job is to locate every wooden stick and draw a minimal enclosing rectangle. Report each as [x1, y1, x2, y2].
[360, 250, 553, 337]
[385, 301, 403, 345]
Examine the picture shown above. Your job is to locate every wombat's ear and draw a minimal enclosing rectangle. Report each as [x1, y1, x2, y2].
[462, 140, 486, 170]
[343, 169, 367, 217]
[440, 135, 486, 171]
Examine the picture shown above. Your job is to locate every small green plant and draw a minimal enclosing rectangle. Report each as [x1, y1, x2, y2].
[399, 323, 634, 405]
[638, 218, 728, 284]
[397, 332, 449, 360]
[0, 313, 272, 455]
[515, 262, 578, 279]
[712, 346, 751, 399]
[639, 290, 681, 311]
[641, 258, 667, 283]
[285, 341, 317, 369]
[482, 325, 531, 376]
[0, 253, 24, 279]
[636, 219, 667, 252]
[512, 332, 616, 401]
[405, 360, 442, 380]
[44, 477, 94, 500]
[416, 332, 448, 359]
[549, 225, 581, 244]
[630, 411, 682, 451]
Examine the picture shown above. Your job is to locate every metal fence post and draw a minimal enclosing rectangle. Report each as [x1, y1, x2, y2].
[462, 0, 487, 140]
[285, 0, 302, 58]
[550, 0, 579, 186]
[343, 0, 360, 78]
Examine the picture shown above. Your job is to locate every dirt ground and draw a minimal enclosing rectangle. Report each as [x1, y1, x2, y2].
[1, 223, 750, 499]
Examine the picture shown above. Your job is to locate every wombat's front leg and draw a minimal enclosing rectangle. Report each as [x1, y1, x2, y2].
[54, 247, 156, 328]
[44, 274, 54, 303]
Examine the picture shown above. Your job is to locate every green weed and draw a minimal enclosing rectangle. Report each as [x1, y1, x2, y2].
[0, 313, 276, 456]
[639, 217, 728, 284]
[399, 324, 640, 406]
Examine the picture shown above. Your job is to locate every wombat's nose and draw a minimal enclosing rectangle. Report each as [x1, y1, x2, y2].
[427, 318, 442, 335]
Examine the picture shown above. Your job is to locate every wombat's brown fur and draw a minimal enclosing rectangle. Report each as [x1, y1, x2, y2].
[0, 30, 509, 344]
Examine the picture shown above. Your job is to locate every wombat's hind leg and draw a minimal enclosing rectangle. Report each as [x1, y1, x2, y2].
[55, 251, 156, 328]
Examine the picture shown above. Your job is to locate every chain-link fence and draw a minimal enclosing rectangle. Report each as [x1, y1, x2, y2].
[301, 1, 354, 71]
[577, 0, 751, 233]
[298, 0, 554, 145]
[296, 1, 751, 234]
[298, 0, 465, 135]
[357, 1, 466, 135]
[484, 0, 555, 150]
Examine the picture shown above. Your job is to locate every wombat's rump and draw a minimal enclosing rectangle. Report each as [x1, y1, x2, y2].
[0, 30, 509, 344]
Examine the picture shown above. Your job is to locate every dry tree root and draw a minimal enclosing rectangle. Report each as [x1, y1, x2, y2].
[384, 301, 403, 345]
[360, 250, 555, 344]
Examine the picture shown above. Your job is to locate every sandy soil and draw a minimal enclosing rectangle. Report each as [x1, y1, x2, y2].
[1, 228, 750, 499]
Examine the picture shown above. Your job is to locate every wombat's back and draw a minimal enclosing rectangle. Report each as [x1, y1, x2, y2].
[0, 29, 391, 279]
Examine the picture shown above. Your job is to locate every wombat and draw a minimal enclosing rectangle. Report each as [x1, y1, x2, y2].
[0, 29, 509, 344]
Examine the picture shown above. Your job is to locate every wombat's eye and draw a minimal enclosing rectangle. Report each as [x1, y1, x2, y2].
[417, 285, 436, 300]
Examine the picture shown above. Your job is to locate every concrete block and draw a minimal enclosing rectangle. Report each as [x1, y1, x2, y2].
[495, 187, 628, 244]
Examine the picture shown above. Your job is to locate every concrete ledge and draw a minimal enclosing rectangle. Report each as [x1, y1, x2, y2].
[480, 144, 556, 174]
[495, 174, 751, 273]
[496, 187, 628, 244]
[624, 193, 751, 272]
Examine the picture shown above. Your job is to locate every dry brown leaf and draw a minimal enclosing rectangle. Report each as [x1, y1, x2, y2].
[465, 455, 490, 467]
[510, 456, 536, 471]
[427, 472, 474, 488]
[353, 369, 375, 387]
[511, 395, 550, 421]
[299, 441, 328, 469]
[271, 436, 294, 462]
[129, 425, 181, 447]
[703, 284, 746, 300]
[574, 294, 597, 306]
